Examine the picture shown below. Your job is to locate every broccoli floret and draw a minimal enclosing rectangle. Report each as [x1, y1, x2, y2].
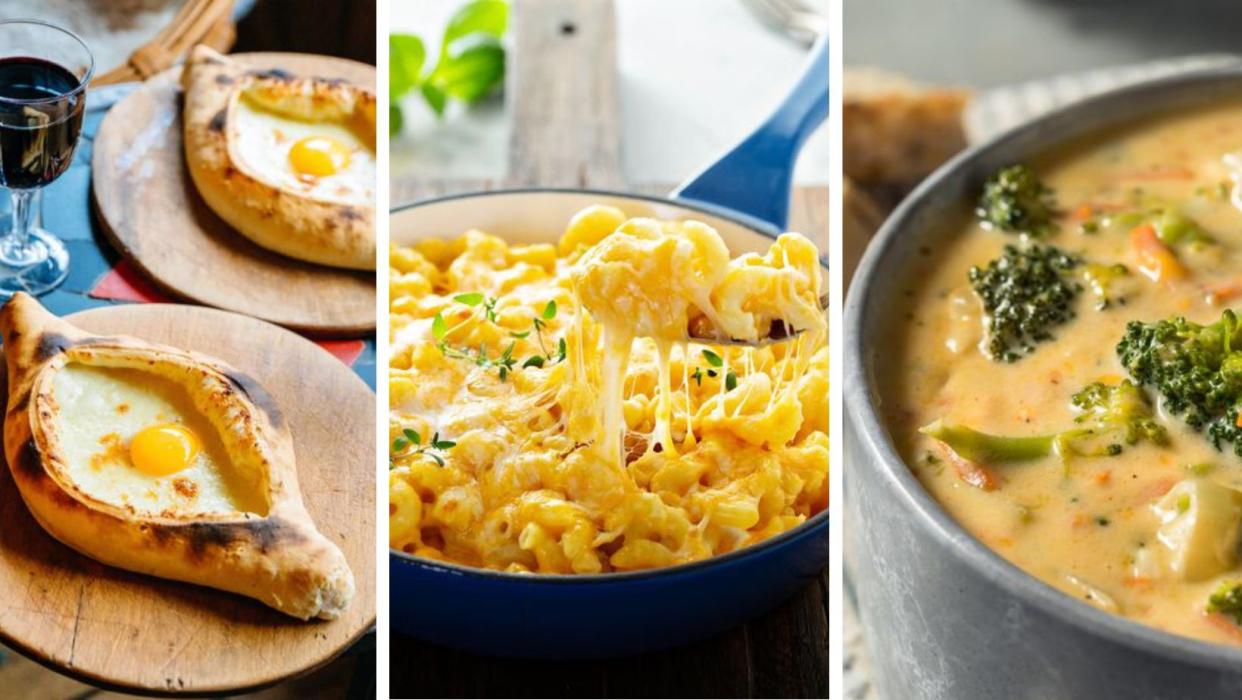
[1082, 263, 1131, 310]
[1207, 581, 1242, 625]
[1150, 208, 1213, 246]
[1117, 309, 1242, 458]
[919, 420, 1061, 463]
[977, 165, 1059, 236]
[921, 381, 1169, 469]
[1070, 380, 1169, 451]
[969, 243, 1082, 362]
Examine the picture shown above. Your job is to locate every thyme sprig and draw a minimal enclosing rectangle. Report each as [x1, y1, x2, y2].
[433, 294, 566, 382]
[691, 349, 738, 390]
[391, 428, 455, 467]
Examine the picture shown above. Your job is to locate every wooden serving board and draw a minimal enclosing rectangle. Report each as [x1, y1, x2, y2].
[92, 53, 376, 338]
[0, 304, 375, 695]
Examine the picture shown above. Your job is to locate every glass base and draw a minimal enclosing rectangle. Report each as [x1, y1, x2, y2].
[0, 227, 69, 298]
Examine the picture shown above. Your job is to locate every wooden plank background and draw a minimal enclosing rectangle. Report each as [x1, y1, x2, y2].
[390, 1, 828, 696]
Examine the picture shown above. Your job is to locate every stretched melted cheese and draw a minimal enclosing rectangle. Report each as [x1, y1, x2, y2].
[389, 206, 828, 573]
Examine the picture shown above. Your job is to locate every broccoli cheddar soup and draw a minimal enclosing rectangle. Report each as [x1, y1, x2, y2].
[881, 101, 1242, 646]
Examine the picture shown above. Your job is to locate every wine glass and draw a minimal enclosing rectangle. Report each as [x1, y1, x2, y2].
[0, 19, 93, 298]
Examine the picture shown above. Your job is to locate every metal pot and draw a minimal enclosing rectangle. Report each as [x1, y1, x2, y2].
[844, 67, 1242, 699]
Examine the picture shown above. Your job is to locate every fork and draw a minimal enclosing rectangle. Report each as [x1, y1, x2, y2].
[689, 294, 829, 347]
[740, 0, 827, 47]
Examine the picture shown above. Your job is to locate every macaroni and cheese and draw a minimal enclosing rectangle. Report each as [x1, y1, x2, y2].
[389, 206, 828, 574]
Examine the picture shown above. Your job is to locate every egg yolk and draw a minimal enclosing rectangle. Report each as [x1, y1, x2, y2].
[129, 423, 201, 477]
[288, 136, 351, 177]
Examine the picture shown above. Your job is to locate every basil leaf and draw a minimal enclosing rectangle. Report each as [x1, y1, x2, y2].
[443, 0, 509, 51]
[421, 82, 448, 117]
[542, 300, 557, 320]
[389, 104, 404, 136]
[430, 35, 505, 103]
[454, 292, 485, 306]
[389, 33, 426, 97]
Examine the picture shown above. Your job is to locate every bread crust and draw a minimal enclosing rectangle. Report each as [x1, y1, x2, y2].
[0, 293, 354, 620]
[182, 46, 376, 271]
[843, 68, 970, 187]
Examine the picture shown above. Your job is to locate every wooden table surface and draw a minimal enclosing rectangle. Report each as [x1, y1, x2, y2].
[390, 1, 828, 696]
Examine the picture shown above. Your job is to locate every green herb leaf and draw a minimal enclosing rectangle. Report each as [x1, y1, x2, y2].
[432, 312, 448, 342]
[392, 437, 410, 452]
[389, 103, 404, 136]
[421, 82, 448, 117]
[542, 300, 557, 320]
[498, 366, 509, 381]
[434, 439, 457, 450]
[429, 453, 445, 467]
[557, 337, 567, 362]
[454, 292, 485, 306]
[702, 349, 724, 368]
[442, 0, 510, 51]
[725, 370, 738, 391]
[691, 367, 704, 386]
[389, 34, 426, 98]
[510, 330, 531, 339]
[403, 428, 422, 445]
[523, 355, 545, 368]
[428, 34, 505, 102]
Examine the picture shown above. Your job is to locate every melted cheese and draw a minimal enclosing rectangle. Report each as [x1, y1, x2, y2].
[389, 206, 828, 573]
[52, 364, 266, 516]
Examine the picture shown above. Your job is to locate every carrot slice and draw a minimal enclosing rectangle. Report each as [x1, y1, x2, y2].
[1130, 224, 1187, 283]
[933, 440, 1000, 491]
[1206, 612, 1242, 645]
[1205, 279, 1242, 306]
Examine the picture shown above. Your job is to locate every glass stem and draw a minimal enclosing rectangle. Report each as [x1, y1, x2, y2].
[7, 188, 36, 258]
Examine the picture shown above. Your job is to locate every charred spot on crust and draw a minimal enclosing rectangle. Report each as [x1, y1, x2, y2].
[36, 333, 74, 361]
[181, 517, 303, 558]
[223, 370, 285, 429]
[214, 74, 235, 86]
[338, 207, 362, 222]
[208, 108, 227, 133]
[14, 439, 45, 480]
[249, 68, 295, 81]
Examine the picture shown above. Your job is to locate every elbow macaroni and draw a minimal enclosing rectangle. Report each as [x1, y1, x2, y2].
[389, 205, 829, 574]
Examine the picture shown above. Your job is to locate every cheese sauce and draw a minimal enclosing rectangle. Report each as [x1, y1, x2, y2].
[880, 101, 1242, 646]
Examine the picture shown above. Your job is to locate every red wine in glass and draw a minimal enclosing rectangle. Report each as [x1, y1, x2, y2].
[0, 56, 85, 190]
[0, 19, 93, 298]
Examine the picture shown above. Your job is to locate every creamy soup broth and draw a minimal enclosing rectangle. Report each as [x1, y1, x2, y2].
[881, 101, 1242, 646]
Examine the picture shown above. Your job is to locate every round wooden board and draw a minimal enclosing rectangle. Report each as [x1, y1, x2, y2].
[0, 304, 376, 695]
[91, 53, 377, 338]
